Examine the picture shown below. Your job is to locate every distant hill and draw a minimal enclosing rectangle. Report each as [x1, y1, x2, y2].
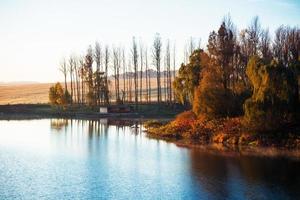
[109, 69, 177, 79]
[0, 81, 39, 86]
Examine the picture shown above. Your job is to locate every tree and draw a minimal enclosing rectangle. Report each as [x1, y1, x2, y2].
[59, 58, 68, 93]
[165, 39, 172, 103]
[207, 20, 235, 92]
[113, 47, 120, 102]
[244, 56, 299, 131]
[139, 41, 144, 102]
[94, 41, 102, 105]
[104, 45, 110, 104]
[173, 49, 206, 105]
[84, 46, 95, 105]
[49, 82, 71, 107]
[145, 48, 149, 102]
[132, 37, 139, 106]
[74, 56, 80, 104]
[193, 58, 231, 117]
[68, 56, 75, 104]
[153, 33, 162, 103]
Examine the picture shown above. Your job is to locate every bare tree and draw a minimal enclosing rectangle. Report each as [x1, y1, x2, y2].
[60, 58, 68, 93]
[94, 42, 102, 105]
[122, 48, 126, 103]
[139, 41, 144, 102]
[128, 60, 133, 102]
[104, 45, 110, 104]
[145, 47, 149, 102]
[259, 28, 272, 60]
[74, 57, 80, 104]
[132, 37, 139, 106]
[247, 16, 261, 57]
[69, 56, 76, 104]
[113, 47, 120, 102]
[153, 33, 162, 103]
[172, 43, 176, 103]
[79, 57, 85, 104]
[166, 39, 171, 103]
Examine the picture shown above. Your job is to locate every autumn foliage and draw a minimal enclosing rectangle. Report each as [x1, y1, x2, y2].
[49, 82, 71, 106]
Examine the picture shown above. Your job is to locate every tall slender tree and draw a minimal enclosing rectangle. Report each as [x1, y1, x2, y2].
[60, 58, 68, 93]
[139, 42, 144, 102]
[132, 37, 139, 106]
[153, 33, 162, 103]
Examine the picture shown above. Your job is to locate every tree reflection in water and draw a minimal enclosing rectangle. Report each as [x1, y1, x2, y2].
[189, 150, 300, 199]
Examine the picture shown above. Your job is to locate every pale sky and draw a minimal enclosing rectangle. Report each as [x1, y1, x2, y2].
[0, 0, 299, 83]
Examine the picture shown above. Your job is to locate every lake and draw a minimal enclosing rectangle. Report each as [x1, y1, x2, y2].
[0, 119, 299, 200]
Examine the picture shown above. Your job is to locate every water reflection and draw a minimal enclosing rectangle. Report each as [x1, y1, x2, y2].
[0, 119, 299, 200]
[189, 150, 300, 199]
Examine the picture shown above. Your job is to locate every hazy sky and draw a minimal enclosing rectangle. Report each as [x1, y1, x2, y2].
[0, 0, 299, 83]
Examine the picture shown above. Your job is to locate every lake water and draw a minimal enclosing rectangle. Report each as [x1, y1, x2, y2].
[0, 119, 299, 200]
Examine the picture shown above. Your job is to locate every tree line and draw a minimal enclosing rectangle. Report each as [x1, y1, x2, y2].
[49, 15, 299, 132]
[50, 34, 201, 107]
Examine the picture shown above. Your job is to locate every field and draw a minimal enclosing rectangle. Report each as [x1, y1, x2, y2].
[0, 78, 172, 105]
[0, 83, 53, 105]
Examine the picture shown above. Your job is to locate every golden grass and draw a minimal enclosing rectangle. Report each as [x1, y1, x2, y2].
[0, 83, 53, 104]
[0, 77, 172, 105]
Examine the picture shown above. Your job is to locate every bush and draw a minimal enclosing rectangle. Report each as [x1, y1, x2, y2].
[49, 83, 71, 107]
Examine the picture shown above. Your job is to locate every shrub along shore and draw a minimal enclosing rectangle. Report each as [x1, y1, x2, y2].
[144, 111, 300, 151]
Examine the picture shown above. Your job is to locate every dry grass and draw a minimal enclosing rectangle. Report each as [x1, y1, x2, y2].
[0, 83, 53, 104]
[0, 77, 172, 105]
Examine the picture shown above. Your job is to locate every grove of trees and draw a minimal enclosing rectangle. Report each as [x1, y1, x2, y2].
[50, 15, 299, 131]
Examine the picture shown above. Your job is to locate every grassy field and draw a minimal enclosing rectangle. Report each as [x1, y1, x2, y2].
[0, 83, 53, 104]
[0, 78, 173, 105]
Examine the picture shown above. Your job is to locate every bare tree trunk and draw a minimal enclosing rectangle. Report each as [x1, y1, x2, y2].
[60, 59, 68, 93]
[140, 43, 143, 103]
[128, 60, 132, 102]
[75, 60, 80, 104]
[172, 43, 176, 103]
[122, 49, 126, 103]
[145, 48, 148, 103]
[153, 34, 162, 103]
[132, 37, 139, 107]
[104, 46, 110, 105]
[166, 40, 171, 103]
[95, 41, 102, 106]
[68, 56, 74, 104]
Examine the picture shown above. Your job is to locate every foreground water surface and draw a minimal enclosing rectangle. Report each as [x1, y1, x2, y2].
[0, 119, 299, 200]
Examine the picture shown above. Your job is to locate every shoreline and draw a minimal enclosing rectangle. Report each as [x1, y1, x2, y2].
[146, 133, 300, 160]
[1, 104, 299, 159]
[0, 103, 182, 121]
[144, 115, 300, 159]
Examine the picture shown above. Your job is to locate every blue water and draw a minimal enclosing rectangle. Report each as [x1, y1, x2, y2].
[0, 119, 299, 200]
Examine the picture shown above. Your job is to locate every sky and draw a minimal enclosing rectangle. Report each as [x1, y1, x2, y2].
[0, 0, 299, 83]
